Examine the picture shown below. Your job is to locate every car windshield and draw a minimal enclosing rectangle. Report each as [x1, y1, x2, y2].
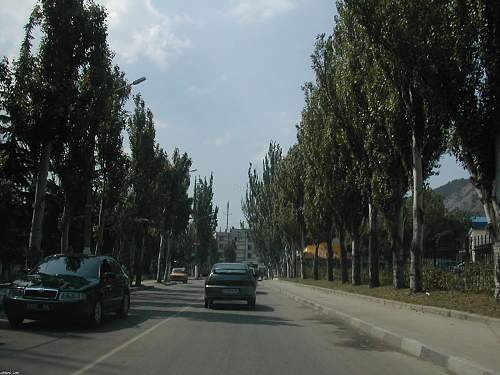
[30, 256, 100, 280]
[172, 268, 185, 273]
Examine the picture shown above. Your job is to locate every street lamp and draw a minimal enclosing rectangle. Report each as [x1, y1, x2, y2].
[115, 76, 146, 93]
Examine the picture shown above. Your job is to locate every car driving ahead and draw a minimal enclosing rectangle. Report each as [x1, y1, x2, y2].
[204, 262, 257, 309]
[3, 254, 130, 328]
[169, 267, 188, 283]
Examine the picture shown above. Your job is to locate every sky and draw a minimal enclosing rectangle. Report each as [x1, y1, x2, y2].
[0, 0, 468, 230]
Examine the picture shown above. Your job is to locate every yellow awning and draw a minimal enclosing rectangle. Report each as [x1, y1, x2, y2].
[303, 239, 341, 259]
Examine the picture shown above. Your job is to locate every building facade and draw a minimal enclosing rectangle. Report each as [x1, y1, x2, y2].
[216, 228, 259, 264]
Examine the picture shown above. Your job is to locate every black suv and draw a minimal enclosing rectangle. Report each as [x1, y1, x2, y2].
[3, 254, 130, 328]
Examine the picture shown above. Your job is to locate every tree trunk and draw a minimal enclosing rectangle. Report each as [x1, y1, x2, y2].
[284, 248, 292, 279]
[29, 139, 52, 265]
[392, 203, 405, 289]
[313, 243, 319, 280]
[135, 234, 145, 286]
[410, 128, 424, 293]
[300, 230, 305, 279]
[339, 231, 348, 283]
[495, 128, 500, 300]
[368, 202, 380, 288]
[60, 201, 72, 254]
[156, 231, 165, 282]
[162, 235, 172, 281]
[83, 184, 93, 254]
[95, 197, 105, 255]
[326, 239, 334, 281]
[351, 233, 361, 285]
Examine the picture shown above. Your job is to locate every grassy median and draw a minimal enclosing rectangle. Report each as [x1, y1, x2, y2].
[282, 278, 500, 319]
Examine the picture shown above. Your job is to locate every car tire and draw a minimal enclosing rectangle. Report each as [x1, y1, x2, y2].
[183, 280, 187, 284]
[116, 293, 129, 318]
[248, 298, 256, 310]
[88, 300, 103, 328]
[6, 313, 24, 328]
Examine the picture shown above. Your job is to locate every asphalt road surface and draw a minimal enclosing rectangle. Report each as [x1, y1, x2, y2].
[0, 280, 446, 375]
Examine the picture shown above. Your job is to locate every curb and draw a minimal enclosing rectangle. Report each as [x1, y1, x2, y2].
[280, 281, 500, 325]
[273, 285, 498, 375]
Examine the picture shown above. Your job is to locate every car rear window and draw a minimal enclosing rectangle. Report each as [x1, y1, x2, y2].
[212, 267, 248, 275]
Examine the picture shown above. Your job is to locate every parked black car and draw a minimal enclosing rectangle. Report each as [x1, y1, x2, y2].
[204, 263, 257, 309]
[3, 254, 130, 328]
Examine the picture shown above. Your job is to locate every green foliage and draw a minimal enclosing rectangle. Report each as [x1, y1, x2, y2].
[242, 142, 283, 268]
[404, 189, 470, 259]
[192, 174, 218, 267]
[423, 262, 494, 295]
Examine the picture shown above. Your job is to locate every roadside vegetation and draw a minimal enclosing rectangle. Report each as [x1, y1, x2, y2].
[243, 0, 500, 306]
[0, 0, 219, 284]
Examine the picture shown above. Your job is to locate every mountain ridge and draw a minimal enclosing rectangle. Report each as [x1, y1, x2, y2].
[434, 178, 483, 215]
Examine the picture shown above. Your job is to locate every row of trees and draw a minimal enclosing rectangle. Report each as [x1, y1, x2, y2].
[0, 0, 218, 284]
[243, 0, 499, 299]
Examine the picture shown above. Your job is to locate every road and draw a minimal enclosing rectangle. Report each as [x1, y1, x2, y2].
[0, 280, 446, 375]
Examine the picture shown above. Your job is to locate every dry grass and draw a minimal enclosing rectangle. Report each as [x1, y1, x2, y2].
[282, 278, 500, 319]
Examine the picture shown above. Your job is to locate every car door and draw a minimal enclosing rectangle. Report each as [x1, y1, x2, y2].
[100, 259, 120, 311]
[109, 258, 127, 302]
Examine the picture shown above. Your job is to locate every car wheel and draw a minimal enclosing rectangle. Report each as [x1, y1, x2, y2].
[6, 313, 24, 328]
[116, 293, 130, 318]
[183, 280, 188, 284]
[248, 298, 256, 310]
[88, 300, 103, 327]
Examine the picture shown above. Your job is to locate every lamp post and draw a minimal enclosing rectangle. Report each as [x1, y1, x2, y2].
[115, 76, 146, 93]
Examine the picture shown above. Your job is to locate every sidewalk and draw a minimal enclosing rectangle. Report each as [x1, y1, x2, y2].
[270, 280, 500, 375]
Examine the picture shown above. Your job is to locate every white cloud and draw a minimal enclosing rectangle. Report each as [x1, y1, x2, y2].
[227, 0, 298, 23]
[0, 0, 37, 61]
[102, 0, 191, 67]
[186, 85, 214, 96]
[0, 0, 191, 67]
[204, 131, 231, 147]
[155, 119, 169, 129]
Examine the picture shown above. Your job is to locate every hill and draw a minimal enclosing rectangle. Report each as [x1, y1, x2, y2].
[433, 178, 483, 215]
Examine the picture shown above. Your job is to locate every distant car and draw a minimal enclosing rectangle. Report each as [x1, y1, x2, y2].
[204, 263, 257, 309]
[170, 267, 188, 284]
[3, 254, 130, 328]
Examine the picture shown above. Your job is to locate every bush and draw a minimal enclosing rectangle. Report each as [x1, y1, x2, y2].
[422, 261, 494, 294]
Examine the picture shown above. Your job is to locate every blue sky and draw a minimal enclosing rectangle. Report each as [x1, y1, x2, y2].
[0, 0, 468, 229]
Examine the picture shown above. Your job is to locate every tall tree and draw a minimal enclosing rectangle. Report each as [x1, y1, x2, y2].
[192, 174, 218, 271]
[348, 0, 450, 292]
[243, 142, 283, 276]
[128, 94, 158, 286]
[159, 149, 192, 282]
[445, 0, 500, 300]
[4, 1, 89, 264]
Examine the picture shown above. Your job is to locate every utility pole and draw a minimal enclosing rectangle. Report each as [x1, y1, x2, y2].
[226, 201, 229, 232]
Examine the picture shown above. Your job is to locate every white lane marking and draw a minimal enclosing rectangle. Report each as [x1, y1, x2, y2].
[69, 300, 198, 375]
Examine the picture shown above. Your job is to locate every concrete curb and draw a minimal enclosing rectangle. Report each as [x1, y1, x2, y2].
[273, 285, 498, 375]
[282, 281, 500, 325]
